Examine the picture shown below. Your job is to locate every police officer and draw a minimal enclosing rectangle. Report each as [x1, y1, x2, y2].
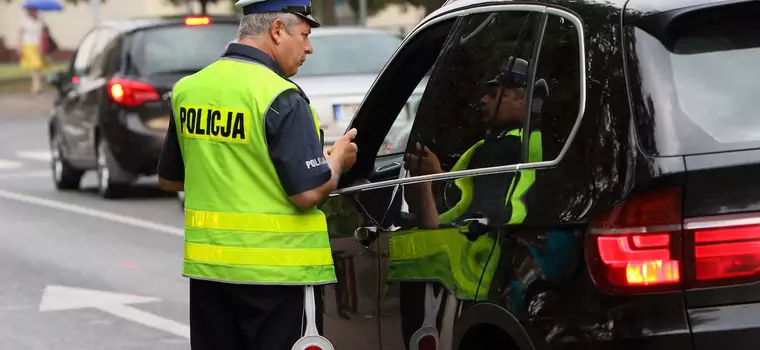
[156, 0, 358, 349]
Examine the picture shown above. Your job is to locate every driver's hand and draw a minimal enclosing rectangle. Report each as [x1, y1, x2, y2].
[404, 142, 443, 176]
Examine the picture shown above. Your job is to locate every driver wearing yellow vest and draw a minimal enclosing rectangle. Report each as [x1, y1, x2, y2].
[157, 1, 358, 349]
[404, 56, 548, 229]
[391, 58, 549, 349]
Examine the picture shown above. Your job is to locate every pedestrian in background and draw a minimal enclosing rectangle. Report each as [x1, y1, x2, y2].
[156, 0, 358, 349]
[17, 6, 52, 95]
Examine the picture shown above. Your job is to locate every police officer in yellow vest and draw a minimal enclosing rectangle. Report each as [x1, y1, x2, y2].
[156, 1, 358, 349]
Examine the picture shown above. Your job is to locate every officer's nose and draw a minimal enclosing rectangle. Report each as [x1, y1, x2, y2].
[305, 41, 313, 55]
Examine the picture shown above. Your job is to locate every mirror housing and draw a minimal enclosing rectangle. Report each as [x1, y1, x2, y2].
[46, 70, 66, 88]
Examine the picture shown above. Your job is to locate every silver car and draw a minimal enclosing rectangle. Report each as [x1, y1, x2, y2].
[293, 26, 407, 144]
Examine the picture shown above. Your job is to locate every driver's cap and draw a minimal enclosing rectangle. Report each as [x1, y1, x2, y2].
[486, 56, 530, 88]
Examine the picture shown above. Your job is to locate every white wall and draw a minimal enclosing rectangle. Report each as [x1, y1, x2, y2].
[366, 4, 426, 34]
[0, 0, 425, 50]
[0, 0, 232, 50]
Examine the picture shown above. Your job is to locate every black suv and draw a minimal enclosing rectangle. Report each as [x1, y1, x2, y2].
[313, 0, 760, 349]
[47, 15, 238, 198]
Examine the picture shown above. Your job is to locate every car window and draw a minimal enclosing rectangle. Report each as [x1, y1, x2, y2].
[405, 10, 545, 175]
[378, 75, 430, 157]
[88, 29, 119, 77]
[297, 32, 403, 77]
[342, 19, 455, 183]
[632, 1, 760, 156]
[129, 23, 238, 76]
[397, 10, 583, 175]
[525, 14, 582, 163]
[71, 29, 100, 76]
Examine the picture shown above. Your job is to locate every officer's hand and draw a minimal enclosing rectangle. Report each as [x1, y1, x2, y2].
[330, 128, 358, 173]
[404, 142, 443, 176]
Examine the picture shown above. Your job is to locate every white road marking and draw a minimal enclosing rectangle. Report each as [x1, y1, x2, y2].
[16, 150, 51, 162]
[0, 170, 49, 180]
[0, 189, 184, 237]
[40, 285, 189, 339]
[0, 159, 23, 170]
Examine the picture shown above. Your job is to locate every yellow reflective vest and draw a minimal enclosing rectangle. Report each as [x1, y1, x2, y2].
[388, 128, 542, 300]
[172, 58, 336, 285]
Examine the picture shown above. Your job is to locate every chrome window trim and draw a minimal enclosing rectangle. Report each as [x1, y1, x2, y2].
[684, 212, 760, 230]
[588, 225, 684, 235]
[334, 3, 587, 196]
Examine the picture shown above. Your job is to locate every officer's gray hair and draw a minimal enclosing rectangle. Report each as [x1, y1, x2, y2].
[237, 13, 303, 39]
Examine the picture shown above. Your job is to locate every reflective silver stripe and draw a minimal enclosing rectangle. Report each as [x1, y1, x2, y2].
[588, 224, 683, 235]
[684, 212, 760, 230]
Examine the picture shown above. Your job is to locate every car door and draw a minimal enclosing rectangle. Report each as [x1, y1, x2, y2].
[318, 3, 588, 350]
[78, 28, 119, 163]
[58, 28, 101, 164]
[315, 14, 445, 349]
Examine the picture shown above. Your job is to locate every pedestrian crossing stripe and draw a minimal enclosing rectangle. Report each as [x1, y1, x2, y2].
[0, 159, 23, 170]
[16, 151, 51, 162]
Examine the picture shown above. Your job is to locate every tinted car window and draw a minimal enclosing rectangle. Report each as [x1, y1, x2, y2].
[72, 29, 100, 76]
[632, 1, 760, 156]
[88, 29, 119, 77]
[130, 23, 238, 76]
[406, 11, 543, 174]
[297, 32, 403, 76]
[527, 15, 582, 163]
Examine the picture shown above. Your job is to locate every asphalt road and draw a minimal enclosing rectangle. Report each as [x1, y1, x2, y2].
[0, 108, 190, 349]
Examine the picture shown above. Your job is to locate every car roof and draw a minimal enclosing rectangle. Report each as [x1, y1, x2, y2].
[95, 15, 240, 35]
[310, 26, 400, 37]
[439, 0, 741, 17]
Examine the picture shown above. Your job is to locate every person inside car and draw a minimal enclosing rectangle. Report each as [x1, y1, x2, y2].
[388, 57, 550, 350]
[403, 56, 549, 228]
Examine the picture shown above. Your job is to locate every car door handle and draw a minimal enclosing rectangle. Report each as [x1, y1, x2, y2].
[353, 226, 379, 247]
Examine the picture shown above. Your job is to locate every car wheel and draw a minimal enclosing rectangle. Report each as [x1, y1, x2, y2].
[96, 139, 128, 199]
[50, 128, 84, 190]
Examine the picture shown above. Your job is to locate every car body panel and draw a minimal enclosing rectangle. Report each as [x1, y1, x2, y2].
[316, 0, 760, 349]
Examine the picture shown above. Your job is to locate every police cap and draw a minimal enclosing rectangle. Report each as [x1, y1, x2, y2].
[235, 0, 321, 28]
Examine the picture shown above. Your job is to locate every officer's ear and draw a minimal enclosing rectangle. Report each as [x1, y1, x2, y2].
[270, 19, 286, 44]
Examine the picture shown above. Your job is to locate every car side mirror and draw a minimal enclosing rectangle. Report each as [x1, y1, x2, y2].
[46, 70, 66, 88]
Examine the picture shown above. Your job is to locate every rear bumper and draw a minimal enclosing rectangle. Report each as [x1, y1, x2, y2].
[103, 111, 166, 176]
[690, 302, 760, 350]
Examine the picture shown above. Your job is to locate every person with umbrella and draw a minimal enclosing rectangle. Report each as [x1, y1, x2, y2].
[17, 0, 61, 95]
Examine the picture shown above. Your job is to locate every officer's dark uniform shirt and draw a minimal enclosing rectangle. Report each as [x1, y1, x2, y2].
[157, 44, 331, 195]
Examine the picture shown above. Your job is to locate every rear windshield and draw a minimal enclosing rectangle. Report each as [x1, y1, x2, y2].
[130, 23, 238, 76]
[297, 33, 403, 76]
[631, 2, 760, 156]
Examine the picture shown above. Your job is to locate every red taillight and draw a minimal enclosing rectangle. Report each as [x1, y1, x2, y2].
[690, 222, 760, 285]
[185, 16, 210, 26]
[588, 186, 760, 293]
[107, 78, 160, 107]
[72, 76, 80, 84]
[585, 187, 684, 294]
